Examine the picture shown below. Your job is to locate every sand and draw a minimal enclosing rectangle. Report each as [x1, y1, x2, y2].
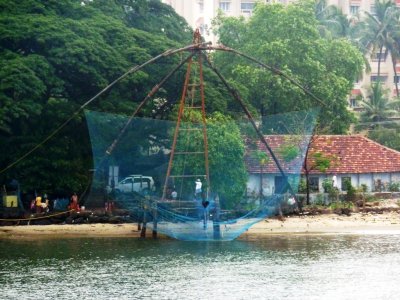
[241, 211, 400, 238]
[1, 211, 400, 240]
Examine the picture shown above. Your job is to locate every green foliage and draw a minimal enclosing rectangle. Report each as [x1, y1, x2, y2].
[252, 150, 270, 166]
[352, 0, 400, 79]
[298, 178, 307, 193]
[213, 1, 364, 133]
[206, 113, 249, 208]
[172, 112, 248, 208]
[322, 178, 334, 193]
[311, 151, 332, 172]
[365, 193, 378, 202]
[278, 144, 300, 162]
[360, 83, 400, 125]
[368, 126, 400, 151]
[322, 178, 339, 201]
[314, 193, 326, 206]
[388, 182, 400, 192]
[0, 0, 194, 194]
[343, 178, 356, 201]
[360, 184, 368, 193]
[329, 200, 353, 210]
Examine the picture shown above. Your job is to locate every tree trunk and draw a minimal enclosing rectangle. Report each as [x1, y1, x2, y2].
[303, 142, 311, 206]
[305, 170, 310, 206]
[377, 45, 383, 80]
[259, 165, 263, 198]
[392, 56, 399, 97]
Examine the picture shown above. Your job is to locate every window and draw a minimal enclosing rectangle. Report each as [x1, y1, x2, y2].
[341, 176, 351, 191]
[350, 5, 359, 15]
[394, 76, 400, 84]
[372, 52, 387, 61]
[370, 5, 376, 15]
[370, 75, 388, 83]
[122, 178, 133, 184]
[309, 177, 319, 192]
[198, 0, 204, 13]
[219, 1, 231, 12]
[350, 98, 358, 107]
[241, 1, 255, 15]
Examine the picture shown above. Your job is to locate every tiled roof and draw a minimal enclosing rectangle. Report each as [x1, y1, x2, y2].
[246, 135, 400, 175]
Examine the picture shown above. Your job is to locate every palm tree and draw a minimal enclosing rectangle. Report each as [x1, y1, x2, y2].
[314, 0, 353, 39]
[314, 0, 366, 80]
[354, 0, 400, 81]
[360, 82, 400, 126]
[386, 13, 400, 97]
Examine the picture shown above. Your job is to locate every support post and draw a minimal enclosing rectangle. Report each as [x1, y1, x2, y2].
[140, 198, 148, 238]
[152, 198, 158, 239]
[213, 194, 221, 239]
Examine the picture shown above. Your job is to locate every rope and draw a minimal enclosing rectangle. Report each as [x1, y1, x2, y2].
[0, 209, 75, 222]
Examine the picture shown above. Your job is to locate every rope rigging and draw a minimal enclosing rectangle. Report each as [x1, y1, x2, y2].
[1, 31, 323, 241]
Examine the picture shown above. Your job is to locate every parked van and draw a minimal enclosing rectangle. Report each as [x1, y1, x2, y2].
[108, 175, 155, 194]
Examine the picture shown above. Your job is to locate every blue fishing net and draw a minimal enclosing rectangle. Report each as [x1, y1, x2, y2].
[85, 108, 318, 241]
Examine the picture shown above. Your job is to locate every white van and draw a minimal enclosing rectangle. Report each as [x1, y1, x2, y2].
[109, 175, 155, 194]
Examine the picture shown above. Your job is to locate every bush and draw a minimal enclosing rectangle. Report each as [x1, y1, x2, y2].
[343, 180, 356, 202]
[388, 182, 400, 192]
[360, 184, 368, 193]
[365, 194, 378, 202]
[314, 193, 325, 206]
[298, 178, 307, 193]
[322, 178, 339, 202]
[322, 179, 334, 193]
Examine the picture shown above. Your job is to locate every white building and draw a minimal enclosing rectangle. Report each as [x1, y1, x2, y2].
[246, 135, 400, 195]
[162, 0, 274, 44]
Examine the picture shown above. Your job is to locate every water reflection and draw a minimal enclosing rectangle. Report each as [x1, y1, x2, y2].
[1, 235, 400, 299]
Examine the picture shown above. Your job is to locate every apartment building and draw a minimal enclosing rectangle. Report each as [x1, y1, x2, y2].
[332, 0, 400, 104]
[163, 0, 400, 102]
[162, 1, 276, 44]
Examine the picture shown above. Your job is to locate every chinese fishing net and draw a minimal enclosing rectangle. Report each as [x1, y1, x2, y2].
[85, 108, 318, 241]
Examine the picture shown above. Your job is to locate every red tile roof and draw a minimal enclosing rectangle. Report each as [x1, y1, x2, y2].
[246, 135, 400, 175]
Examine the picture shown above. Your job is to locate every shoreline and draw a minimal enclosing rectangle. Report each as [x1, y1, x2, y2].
[1, 211, 400, 240]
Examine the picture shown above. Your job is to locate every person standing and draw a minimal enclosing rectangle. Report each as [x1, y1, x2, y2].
[171, 189, 177, 200]
[35, 195, 42, 213]
[195, 179, 202, 199]
[70, 193, 80, 211]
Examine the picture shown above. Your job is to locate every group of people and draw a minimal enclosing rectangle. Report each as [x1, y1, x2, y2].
[30, 192, 81, 213]
[166, 178, 210, 208]
[30, 194, 50, 213]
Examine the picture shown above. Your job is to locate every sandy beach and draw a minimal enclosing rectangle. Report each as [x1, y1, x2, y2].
[1, 211, 400, 240]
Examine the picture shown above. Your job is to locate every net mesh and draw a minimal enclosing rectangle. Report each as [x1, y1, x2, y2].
[85, 108, 319, 241]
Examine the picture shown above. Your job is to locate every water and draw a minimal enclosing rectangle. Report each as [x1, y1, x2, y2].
[1, 235, 400, 300]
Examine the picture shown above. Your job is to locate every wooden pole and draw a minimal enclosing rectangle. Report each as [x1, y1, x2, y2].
[140, 198, 148, 238]
[213, 194, 221, 239]
[152, 198, 158, 239]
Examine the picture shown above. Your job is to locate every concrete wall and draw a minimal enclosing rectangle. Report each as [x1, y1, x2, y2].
[248, 172, 400, 194]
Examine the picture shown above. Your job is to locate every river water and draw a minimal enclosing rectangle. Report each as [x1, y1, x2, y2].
[1, 234, 400, 300]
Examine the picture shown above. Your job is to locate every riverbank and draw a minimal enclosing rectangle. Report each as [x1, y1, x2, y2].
[1, 211, 400, 239]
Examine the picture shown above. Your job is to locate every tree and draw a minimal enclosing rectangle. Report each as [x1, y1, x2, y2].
[360, 82, 400, 126]
[0, 0, 195, 195]
[368, 125, 400, 151]
[274, 132, 337, 205]
[213, 1, 364, 133]
[170, 111, 248, 209]
[314, 0, 354, 39]
[303, 144, 337, 205]
[353, 0, 400, 82]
